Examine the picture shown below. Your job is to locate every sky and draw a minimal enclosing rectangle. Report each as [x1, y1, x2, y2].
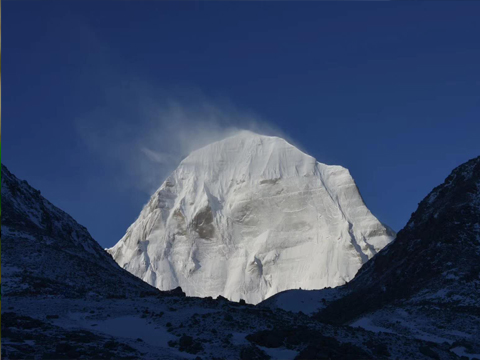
[3, 2, 480, 248]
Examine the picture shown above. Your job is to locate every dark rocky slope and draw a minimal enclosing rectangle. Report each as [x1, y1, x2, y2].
[1, 164, 159, 299]
[317, 156, 480, 324]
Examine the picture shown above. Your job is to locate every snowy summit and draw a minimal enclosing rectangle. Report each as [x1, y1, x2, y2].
[108, 131, 395, 303]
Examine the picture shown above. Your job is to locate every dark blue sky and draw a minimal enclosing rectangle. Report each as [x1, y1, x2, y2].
[4, 2, 480, 248]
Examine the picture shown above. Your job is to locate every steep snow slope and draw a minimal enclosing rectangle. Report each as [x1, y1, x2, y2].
[109, 131, 395, 303]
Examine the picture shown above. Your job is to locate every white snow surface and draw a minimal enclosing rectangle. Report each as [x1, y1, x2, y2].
[108, 131, 394, 304]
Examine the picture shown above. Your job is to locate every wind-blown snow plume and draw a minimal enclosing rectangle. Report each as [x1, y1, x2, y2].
[77, 92, 287, 194]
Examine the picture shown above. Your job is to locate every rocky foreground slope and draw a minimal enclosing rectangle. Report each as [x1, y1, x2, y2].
[1, 164, 459, 360]
[1, 164, 159, 299]
[108, 131, 395, 303]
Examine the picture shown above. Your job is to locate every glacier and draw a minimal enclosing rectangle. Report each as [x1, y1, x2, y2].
[108, 131, 395, 304]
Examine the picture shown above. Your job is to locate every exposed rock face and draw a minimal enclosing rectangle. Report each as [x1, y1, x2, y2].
[108, 131, 395, 303]
[318, 156, 480, 323]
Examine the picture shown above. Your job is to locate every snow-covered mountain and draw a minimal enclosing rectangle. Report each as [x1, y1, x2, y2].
[108, 131, 395, 303]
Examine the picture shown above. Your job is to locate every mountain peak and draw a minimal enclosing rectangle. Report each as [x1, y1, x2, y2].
[175, 132, 320, 190]
[109, 136, 395, 303]
[184, 131, 300, 161]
